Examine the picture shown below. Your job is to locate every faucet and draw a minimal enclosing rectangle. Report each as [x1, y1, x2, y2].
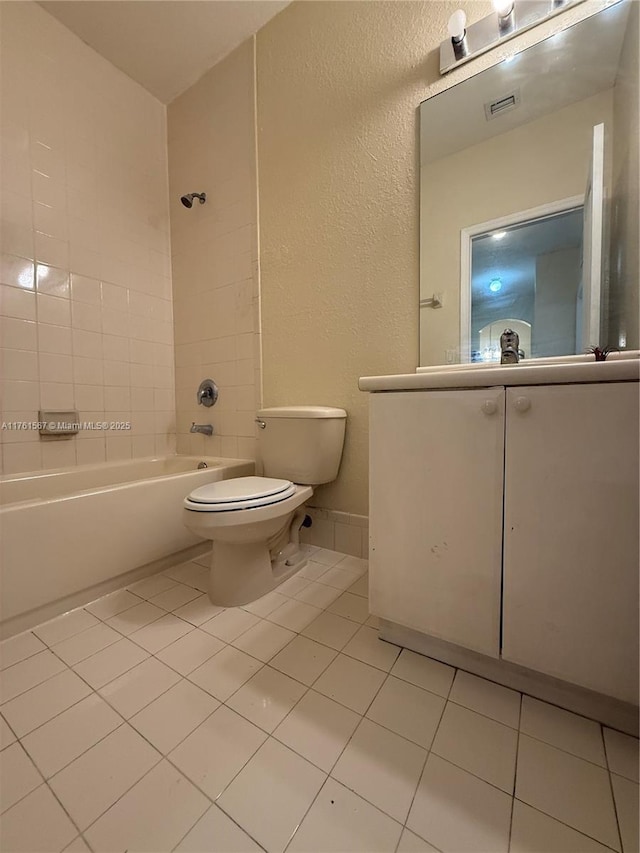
[500, 328, 520, 364]
[190, 422, 214, 436]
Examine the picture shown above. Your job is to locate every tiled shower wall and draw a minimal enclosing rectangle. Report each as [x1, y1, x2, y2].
[0, 2, 174, 475]
[168, 39, 261, 462]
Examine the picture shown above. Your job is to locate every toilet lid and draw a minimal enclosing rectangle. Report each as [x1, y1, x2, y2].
[186, 476, 296, 510]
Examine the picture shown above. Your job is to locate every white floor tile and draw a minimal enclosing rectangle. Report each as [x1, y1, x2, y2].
[347, 575, 368, 599]
[267, 599, 323, 632]
[0, 714, 16, 749]
[164, 561, 209, 591]
[49, 724, 160, 829]
[366, 675, 445, 749]
[85, 589, 142, 621]
[52, 623, 121, 666]
[242, 590, 289, 618]
[99, 657, 180, 718]
[338, 556, 368, 574]
[149, 583, 201, 612]
[309, 548, 346, 568]
[174, 594, 225, 626]
[169, 705, 266, 799]
[516, 733, 620, 849]
[270, 636, 337, 686]
[232, 619, 296, 663]
[175, 804, 263, 852]
[319, 565, 364, 591]
[0, 650, 66, 703]
[156, 628, 224, 675]
[521, 696, 606, 766]
[604, 728, 640, 782]
[407, 754, 512, 853]
[0, 742, 42, 812]
[511, 799, 615, 852]
[33, 609, 99, 647]
[314, 654, 386, 714]
[332, 718, 426, 822]
[299, 561, 331, 582]
[228, 666, 306, 733]
[301, 611, 360, 650]
[217, 737, 326, 853]
[84, 760, 209, 853]
[0, 631, 46, 670]
[62, 836, 91, 852]
[391, 649, 455, 698]
[129, 613, 193, 654]
[342, 625, 400, 672]
[274, 689, 360, 773]
[431, 702, 518, 793]
[611, 773, 640, 853]
[277, 574, 312, 597]
[449, 670, 521, 729]
[188, 645, 262, 701]
[72, 638, 149, 689]
[294, 581, 342, 609]
[1, 669, 91, 737]
[200, 607, 260, 642]
[20, 694, 121, 778]
[130, 680, 219, 753]
[396, 828, 439, 852]
[0, 784, 77, 853]
[288, 777, 402, 852]
[328, 591, 370, 623]
[105, 601, 165, 635]
[127, 573, 178, 599]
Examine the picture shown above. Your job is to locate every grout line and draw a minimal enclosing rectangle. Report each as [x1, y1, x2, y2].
[507, 693, 523, 850]
[601, 721, 626, 853]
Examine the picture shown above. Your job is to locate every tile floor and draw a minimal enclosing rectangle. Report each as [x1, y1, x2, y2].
[1, 545, 638, 853]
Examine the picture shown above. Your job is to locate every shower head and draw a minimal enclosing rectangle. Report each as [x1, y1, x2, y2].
[180, 192, 206, 208]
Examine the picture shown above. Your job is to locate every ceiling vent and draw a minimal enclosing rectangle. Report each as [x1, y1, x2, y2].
[484, 89, 521, 121]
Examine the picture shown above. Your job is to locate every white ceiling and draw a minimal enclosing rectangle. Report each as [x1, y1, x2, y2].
[38, 0, 290, 103]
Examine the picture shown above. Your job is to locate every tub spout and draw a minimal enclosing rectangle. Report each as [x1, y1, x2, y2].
[190, 422, 214, 436]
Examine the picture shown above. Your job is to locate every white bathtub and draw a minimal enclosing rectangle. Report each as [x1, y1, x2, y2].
[0, 455, 254, 636]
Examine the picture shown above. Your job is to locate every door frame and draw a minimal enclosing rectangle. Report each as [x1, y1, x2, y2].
[459, 195, 584, 363]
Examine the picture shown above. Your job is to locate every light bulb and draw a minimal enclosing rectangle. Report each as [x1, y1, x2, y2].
[489, 279, 502, 293]
[492, 231, 507, 240]
[447, 9, 467, 43]
[492, 0, 514, 17]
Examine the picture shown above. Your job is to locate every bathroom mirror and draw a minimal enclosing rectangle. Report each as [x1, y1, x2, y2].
[419, 0, 638, 366]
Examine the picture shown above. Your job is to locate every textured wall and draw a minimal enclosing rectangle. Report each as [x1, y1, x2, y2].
[256, 0, 610, 515]
[168, 40, 261, 462]
[0, 2, 173, 475]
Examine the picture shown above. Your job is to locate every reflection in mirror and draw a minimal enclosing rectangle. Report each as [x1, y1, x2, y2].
[419, 0, 638, 366]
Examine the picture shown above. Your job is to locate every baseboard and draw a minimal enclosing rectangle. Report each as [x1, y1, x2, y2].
[300, 506, 369, 558]
[380, 618, 639, 737]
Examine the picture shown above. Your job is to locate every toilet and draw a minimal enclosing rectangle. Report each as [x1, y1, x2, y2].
[183, 406, 347, 606]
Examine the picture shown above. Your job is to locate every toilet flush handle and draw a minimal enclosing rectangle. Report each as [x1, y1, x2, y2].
[255, 418, 266, 429]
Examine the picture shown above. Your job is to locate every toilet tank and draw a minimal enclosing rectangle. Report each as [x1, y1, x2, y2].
[257, 406, 347, 485]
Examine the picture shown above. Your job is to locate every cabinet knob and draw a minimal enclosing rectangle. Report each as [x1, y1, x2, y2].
[481, 399, 498, 415]
[514, 396, 531, 413]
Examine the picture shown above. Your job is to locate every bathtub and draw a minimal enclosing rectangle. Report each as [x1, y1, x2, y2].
[0, 455, 255, 637]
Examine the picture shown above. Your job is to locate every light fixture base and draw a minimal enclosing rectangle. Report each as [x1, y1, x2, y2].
[439, 0, 580, 75]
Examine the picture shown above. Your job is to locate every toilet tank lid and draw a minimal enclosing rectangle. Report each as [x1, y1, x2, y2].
[257, 406, 347, 419]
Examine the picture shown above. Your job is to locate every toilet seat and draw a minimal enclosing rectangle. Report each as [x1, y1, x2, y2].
[185, 476, 297, 512]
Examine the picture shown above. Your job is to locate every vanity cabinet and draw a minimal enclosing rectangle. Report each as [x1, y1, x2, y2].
[369, 381, 639, 704]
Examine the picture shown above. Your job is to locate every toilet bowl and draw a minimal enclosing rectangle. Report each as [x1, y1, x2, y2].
[183, 407, 346, 606]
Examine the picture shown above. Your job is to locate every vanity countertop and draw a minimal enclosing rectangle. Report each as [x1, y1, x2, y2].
[359, 356, 640, 392]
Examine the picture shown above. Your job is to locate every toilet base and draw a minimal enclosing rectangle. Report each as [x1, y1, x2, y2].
[207, 540, 308, 607]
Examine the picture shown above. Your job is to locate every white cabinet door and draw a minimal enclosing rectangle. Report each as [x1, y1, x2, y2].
[502, 383, 639, 704]
[369, 389, 505, 657]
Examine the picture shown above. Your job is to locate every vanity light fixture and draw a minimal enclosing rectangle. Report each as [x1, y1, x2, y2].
[439, 0, 579, 75]
[492, 231, 508, 240]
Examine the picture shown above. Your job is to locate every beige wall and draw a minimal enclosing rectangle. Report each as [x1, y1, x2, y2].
[168, 40, 261, 462]
[609, 1, 639, 350]
[419, 89, 614, 366]
[256, 0, 607, 516]
[0, 2, 173, 475]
